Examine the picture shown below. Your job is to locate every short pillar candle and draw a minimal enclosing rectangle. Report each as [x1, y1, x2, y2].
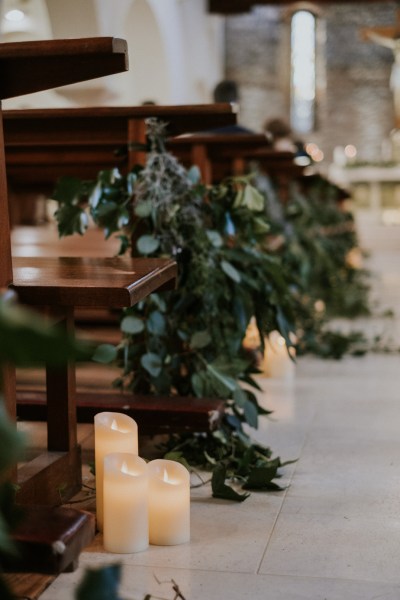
[94, 412, 138, 531]
[262, 330, 295, 379]
[148, 459, 190, 546]
[103, 453, 149, 553]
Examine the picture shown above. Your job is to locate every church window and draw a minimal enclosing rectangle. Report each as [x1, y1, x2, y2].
[290, 9, 317, 133]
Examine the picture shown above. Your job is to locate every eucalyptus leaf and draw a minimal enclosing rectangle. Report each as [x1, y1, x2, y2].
[206, 230, 223, 248]
[134, 200, 153, 218]
[187, 165, 201, 184]
[146, 311, 166, 336]
[121, 316, 144, 335]
[190, 330, 212, 349]
[92, 344, 117, 364]
[141, 352, 162, 377]
[136, 235, 160, 255]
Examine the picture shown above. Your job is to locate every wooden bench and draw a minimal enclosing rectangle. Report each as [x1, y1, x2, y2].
[166, 132, 305, 202]
[3, 103, 237, 224]
[0, 38, 177, 513]
[3, 105, 233, 436]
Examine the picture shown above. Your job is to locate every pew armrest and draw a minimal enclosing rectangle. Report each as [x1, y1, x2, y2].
[0, 37, 128, 100]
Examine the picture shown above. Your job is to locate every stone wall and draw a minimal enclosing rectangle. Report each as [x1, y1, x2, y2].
[225, 3, 396, 164]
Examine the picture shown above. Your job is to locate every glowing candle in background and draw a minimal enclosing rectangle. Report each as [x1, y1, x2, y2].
[94, 412, 138, 531]
[148, 459, 190, 546]
[262, 330, 295, 380]
[103, 453, 148, 553]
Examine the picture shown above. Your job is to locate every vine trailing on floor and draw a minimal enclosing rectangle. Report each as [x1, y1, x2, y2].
[53, 119, 298, 497]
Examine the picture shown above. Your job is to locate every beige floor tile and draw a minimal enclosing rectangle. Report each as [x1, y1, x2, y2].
[40, 564, 400, 600]
[259, 511, 400, 583]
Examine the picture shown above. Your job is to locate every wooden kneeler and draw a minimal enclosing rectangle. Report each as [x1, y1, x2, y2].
[0, 37, 176, 575]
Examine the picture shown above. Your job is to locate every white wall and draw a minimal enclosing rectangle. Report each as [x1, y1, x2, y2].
[1, 0, 225, 108]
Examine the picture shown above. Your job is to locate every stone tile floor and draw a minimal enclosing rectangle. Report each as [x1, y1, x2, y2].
[37, 217, 400, 599]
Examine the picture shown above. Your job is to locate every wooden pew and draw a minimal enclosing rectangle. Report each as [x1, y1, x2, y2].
[3, 105, 233, 437]
[166, 132, 305, 202]
[0, 37, 177, 516]
[3, 103, 237, 223]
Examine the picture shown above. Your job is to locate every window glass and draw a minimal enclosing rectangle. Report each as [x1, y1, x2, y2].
[291, 10, 316, 133]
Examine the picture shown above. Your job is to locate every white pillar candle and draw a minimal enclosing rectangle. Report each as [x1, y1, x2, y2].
[148, 459, 190, 546]
[103, 453, 148, 553]
[94, 412, 138, 531]
[262, 330, 295, 379]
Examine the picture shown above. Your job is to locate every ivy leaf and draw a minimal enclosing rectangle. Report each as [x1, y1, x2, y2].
[242, 463, 285, 491]
[121, 316, 144, 335]
[232, 387, 247, 407]
[141, 352, 162, 377]
[92, 344, 117, 364]
[53, 176, 83, 204]
[136, 235, 160, 255]
[221, 260, 241, 283]
[190, 330, 212, 349]
[54, 204, 87, 237]
[211, 464, 250, 502]
[76, 564, 123, 600]
[206, 230, 223, 248]
[243, 399, 258, 429]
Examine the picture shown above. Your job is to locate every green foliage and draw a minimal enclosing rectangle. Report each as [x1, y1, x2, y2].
[211, 464, 250, 502]
[52, 118, 372, 497]
[160, 419, 294, 501]
[54, 121, 296, 440]
[76, 564, 123, 600]
[257, 171, 372, 358]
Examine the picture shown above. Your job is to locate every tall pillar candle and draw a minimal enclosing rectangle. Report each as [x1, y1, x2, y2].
[94, 412, 138, 531]
[103, 453, 148, 553]
[148, 459, 190, 546]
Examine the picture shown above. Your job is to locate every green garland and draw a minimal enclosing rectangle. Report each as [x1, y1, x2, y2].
[52, 119, 374, 495]
[256, 170, 372, 358]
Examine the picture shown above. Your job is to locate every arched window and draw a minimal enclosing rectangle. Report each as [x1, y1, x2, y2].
[290, 9, 317, 134]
